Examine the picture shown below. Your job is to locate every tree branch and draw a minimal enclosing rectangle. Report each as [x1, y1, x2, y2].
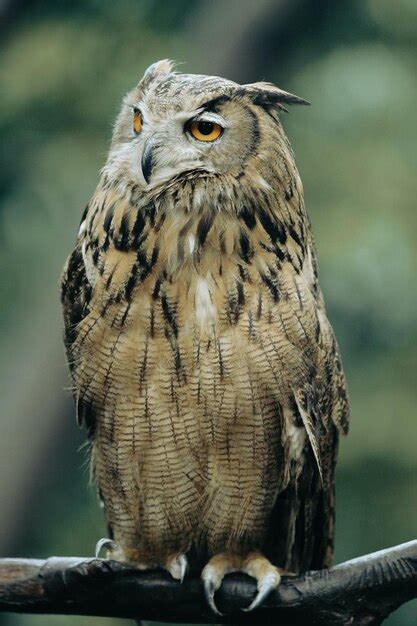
[0, 541, 416, 624]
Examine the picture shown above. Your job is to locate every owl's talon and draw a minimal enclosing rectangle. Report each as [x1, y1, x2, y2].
[202, 565, 224, 616]
[94, 537, 118, 559]
[241, 553, 281, 612]
[203, 576, 223, 616]
[242, 571, 281, 611]
[166, 553, 188, 582]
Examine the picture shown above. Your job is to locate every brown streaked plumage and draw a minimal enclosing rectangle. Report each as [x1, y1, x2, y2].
[61, 60, 349, 613]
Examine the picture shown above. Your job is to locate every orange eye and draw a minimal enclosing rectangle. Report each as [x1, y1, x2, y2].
[133, 108, 142, 134]
[189, 119, 223, 142]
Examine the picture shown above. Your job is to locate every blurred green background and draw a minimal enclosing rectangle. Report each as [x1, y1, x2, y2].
[0, 0, 416, 624]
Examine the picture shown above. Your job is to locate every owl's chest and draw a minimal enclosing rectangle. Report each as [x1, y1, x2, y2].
[77, 195, 316, 432]
[79, 224, 315, 400]
[74, 237, 314, 489]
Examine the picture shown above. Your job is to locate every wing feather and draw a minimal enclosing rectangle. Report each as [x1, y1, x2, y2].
[61, 243, 94, 433]
[264, 237, 349, 572]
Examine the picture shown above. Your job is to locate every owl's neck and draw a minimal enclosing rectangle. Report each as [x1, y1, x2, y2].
[91, 164, 308, 271]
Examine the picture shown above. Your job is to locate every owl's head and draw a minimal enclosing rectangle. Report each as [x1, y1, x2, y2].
[105, 60, 308, 191]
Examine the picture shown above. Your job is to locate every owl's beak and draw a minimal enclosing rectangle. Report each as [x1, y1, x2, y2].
[141, 139, 154, 184]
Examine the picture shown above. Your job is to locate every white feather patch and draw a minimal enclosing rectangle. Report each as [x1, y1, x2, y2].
[287, 421, 306, 462]
[188, 234, 196, 255]
[301, 246, 315, 288]
[81, 240, 95, 286]
[253, 173, 272, 192]
[195, 277, 215, 327]
[78, 220, 86, 237]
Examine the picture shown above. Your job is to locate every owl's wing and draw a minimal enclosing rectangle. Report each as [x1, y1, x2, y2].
[264, 246, 349, 573]
[61, 241, 95, 437]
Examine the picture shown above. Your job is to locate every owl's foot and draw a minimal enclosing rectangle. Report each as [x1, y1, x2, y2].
[164, 552, 188, 582]
[94, 538, 188, 582]
[95, 537, 118, 558]
[241, 552, 282, 611]
[202, 552, 242, 615]
[201, 551, 282, 615]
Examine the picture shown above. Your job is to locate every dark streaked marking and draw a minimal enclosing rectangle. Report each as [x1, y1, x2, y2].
[196, 213, 214, 247]
[148, 203, 156, 227]
[92, 247, 99, 266]
[169, 377, 175, 403]
[227, 283, 245, 325]
[261, 273, 280, 302]
[174, 347, 185, 383]
[100, 297, 112, 318]
[79, 204, 89, 225]
[240, 206, 256, 230]
[132, 210, 146, 243]
[105, 267, 116, 289]
[275, 246, 286, 262]
[238, 264, 248, 281]
[289, 224, 303, 248]
[136, 245, 159, 283]
[161, 295, 178, 337]
[248, 310, 255, 340]
[115, 213, 130, 251]
[125, 264, 139, 301]
[258, 208, 287, 244]
[259, 241, 275, 254]
[237, 281, 245, 306]
[256, 293, 263, 320]
[217, 340, 224, 379]
[102, 235, 110, 252]
[200, 94, 233, 113]
[120, 301, 131, 326]
[141, 143, 154, 184]
[150, 245, 159, 267]
[152, 278, 161, 300]
[103, 205, 115, 234]
[139, 337, 148, 393]
[150, 306, 155, 337]
[115, 249, 152, 295]
[239, 230, 251, 262]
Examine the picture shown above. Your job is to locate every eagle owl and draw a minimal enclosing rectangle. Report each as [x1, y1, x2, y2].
[61, 60, 349, 613]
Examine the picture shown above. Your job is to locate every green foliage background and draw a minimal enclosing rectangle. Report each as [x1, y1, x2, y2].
[0, 1, 416, 624]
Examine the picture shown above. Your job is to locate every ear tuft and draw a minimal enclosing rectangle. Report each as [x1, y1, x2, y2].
[138, 59, 176, 88]
[145, 59, 176, 77]
[243, 81, 310, 112]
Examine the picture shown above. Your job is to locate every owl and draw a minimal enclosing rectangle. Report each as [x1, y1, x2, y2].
[61, 60, 349, 614]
